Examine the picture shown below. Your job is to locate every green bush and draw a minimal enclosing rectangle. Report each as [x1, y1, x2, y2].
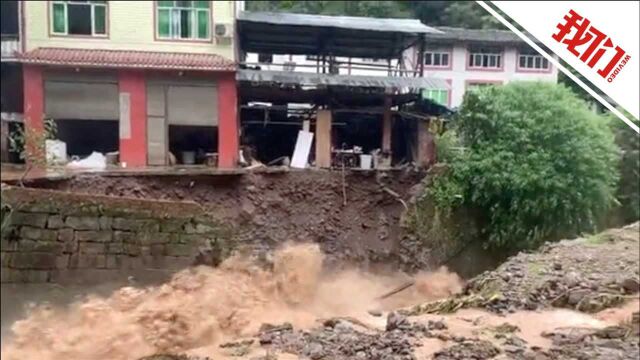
[434, 82, 619, 249]
[609, 112, 639, 223]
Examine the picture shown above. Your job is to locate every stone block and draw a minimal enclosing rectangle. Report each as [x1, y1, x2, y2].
[79, 242, 106, 255]
[98, 216, 113, 230]
[139, 232, 170, 246]
[114, 231, 136, 244]
[1, 239, 18, 252]
[68, 254, 79, 269]
[19, 270, 50, 283]
[166, 244, 192, 257]
[140, 246, 151, 256]
[77, 254, 106, 269]
[164, 256, 194, 270]
[106, 243, 124, 254]
[18, 240, 64, 254]
[118, 255, 143, 270]
[150, 244, 166, 256]
[56, 255, 69, 269]
[58, 228, 74, 242]
[62, 237, 78, 254]
[9, 253, 57, 270]
[65, 216, 100, 231]
[177, 234, 205, 245]
[160, 219, 188, 233]
[11, 212, 48, 228]
[47, 215, 65, 229]
[113, 218, 159, 232]
[105, 255, 119, 269]
[124, 244, 140, 256]
[1, 252, 10, 267]
[75, 231, 112, 243]
[19, 227, 58, 242]
[184, 222, 217, 234]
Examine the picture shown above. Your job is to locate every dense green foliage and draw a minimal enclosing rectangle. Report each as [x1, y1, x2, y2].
[433, 82, 619, 249]
[609, 112, 640, 223]
[246, 1, 502, 29]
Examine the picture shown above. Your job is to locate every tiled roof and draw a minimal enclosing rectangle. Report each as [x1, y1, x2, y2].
[18, 48, 235, 71]
[426, 26, 540, 45]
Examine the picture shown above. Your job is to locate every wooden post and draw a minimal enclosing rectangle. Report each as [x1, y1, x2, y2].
[315, 109, 332, 168]
[382, 93, 392, 157]
[417, 119, 436, 167]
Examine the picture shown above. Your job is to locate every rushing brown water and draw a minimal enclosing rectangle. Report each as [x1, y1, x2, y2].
[0, 243, 463, 360]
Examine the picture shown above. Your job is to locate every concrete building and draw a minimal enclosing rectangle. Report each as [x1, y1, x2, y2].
[1, 0, 23, 163]
[16, 0, 241, 168]
[412, 27, 559, 108]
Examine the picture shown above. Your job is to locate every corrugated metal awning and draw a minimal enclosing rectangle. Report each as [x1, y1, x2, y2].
[238, 12, 441, 34]
[237, 70, 450, 90]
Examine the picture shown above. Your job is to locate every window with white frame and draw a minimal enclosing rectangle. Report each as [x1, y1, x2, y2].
[518, 47, 550, 70]
[422, 89, 449, 106]
[468, 46, 502, 69]
[51, 1, 107, 36]
[157, 1, 211, 40]
[424, 49, 450, 67]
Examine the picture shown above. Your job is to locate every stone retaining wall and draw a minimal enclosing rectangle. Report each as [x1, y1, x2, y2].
[1, 186, 233, 283]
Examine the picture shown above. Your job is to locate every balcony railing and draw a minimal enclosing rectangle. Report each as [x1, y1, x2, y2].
[1, 34, 20, 60]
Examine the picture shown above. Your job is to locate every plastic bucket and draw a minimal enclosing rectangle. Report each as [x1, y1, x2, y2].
[360, 154, 373, 170]
[182, 151, 196, 165]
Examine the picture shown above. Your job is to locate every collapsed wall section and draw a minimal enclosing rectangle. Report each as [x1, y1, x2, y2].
[0, 186, 233, 283]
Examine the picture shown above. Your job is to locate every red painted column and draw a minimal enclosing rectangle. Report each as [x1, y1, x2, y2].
[23, 65, 44, 131]
[23, 65, 45, 163]
[217, 72, 238, 168]
[118, 71, 147, 167]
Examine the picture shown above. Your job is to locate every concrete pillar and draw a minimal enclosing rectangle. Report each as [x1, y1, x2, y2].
[315, 109, 332, 168]
[381, 94, 392, 167]
[217, 72, 238, 168]
[118, 71, 147, 167]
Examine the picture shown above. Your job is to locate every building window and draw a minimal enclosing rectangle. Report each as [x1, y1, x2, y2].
[467, 81, 501, 91]
[157, 1, 211, 40]
[518, 48, 550, 70]
[51, 1, 107, 36]
[468, 46, 502, 69]
[422, 89, 449, 106]
[424, 50, 450, 67]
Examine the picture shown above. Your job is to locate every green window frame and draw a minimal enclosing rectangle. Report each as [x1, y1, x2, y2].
[422, 89, 449, 106]
[51, 1, 107, 36]
[157, 1, 211, 40]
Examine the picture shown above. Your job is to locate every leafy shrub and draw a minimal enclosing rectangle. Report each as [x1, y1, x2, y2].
[434, 82, 619, 249]
[609, 112, 639, 223]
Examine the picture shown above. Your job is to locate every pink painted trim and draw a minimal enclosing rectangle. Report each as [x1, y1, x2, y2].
[464, 79, 503, 91]
[423, 48, 453, 70]
[153, 1, 214, 44]
[515, 50, 553, 73]
[465, 48, 504, 72]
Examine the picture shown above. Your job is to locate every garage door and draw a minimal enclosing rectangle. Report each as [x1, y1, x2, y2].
[44, 80, 119, 120]
[167, 85, 218, 126]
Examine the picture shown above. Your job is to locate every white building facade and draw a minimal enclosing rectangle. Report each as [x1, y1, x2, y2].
[410, 27, 559, 108]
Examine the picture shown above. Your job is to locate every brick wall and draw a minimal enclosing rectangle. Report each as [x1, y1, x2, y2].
[0, 186, 233, 283]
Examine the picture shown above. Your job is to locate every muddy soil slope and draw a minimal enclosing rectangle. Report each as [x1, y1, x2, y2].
[31, 171, 433, 268]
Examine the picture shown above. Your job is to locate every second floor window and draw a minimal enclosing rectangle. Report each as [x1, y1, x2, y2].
[468, 46, 502, 69]
[424, 50, 450, 68]
[518, 48, 550, 70]
[157, 1, 211, 40]
[51, 1, 107, 36]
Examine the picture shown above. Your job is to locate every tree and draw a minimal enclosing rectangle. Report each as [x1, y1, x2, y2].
[608, 111, 640, 224]
[8, 118, 58, 186]
[433, 82, 619, 250]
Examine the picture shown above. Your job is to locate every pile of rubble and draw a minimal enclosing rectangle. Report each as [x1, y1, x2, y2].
[410, 222, 640, 316]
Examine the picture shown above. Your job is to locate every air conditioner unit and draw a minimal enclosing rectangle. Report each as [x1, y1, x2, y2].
[214, 23, 233, 38]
